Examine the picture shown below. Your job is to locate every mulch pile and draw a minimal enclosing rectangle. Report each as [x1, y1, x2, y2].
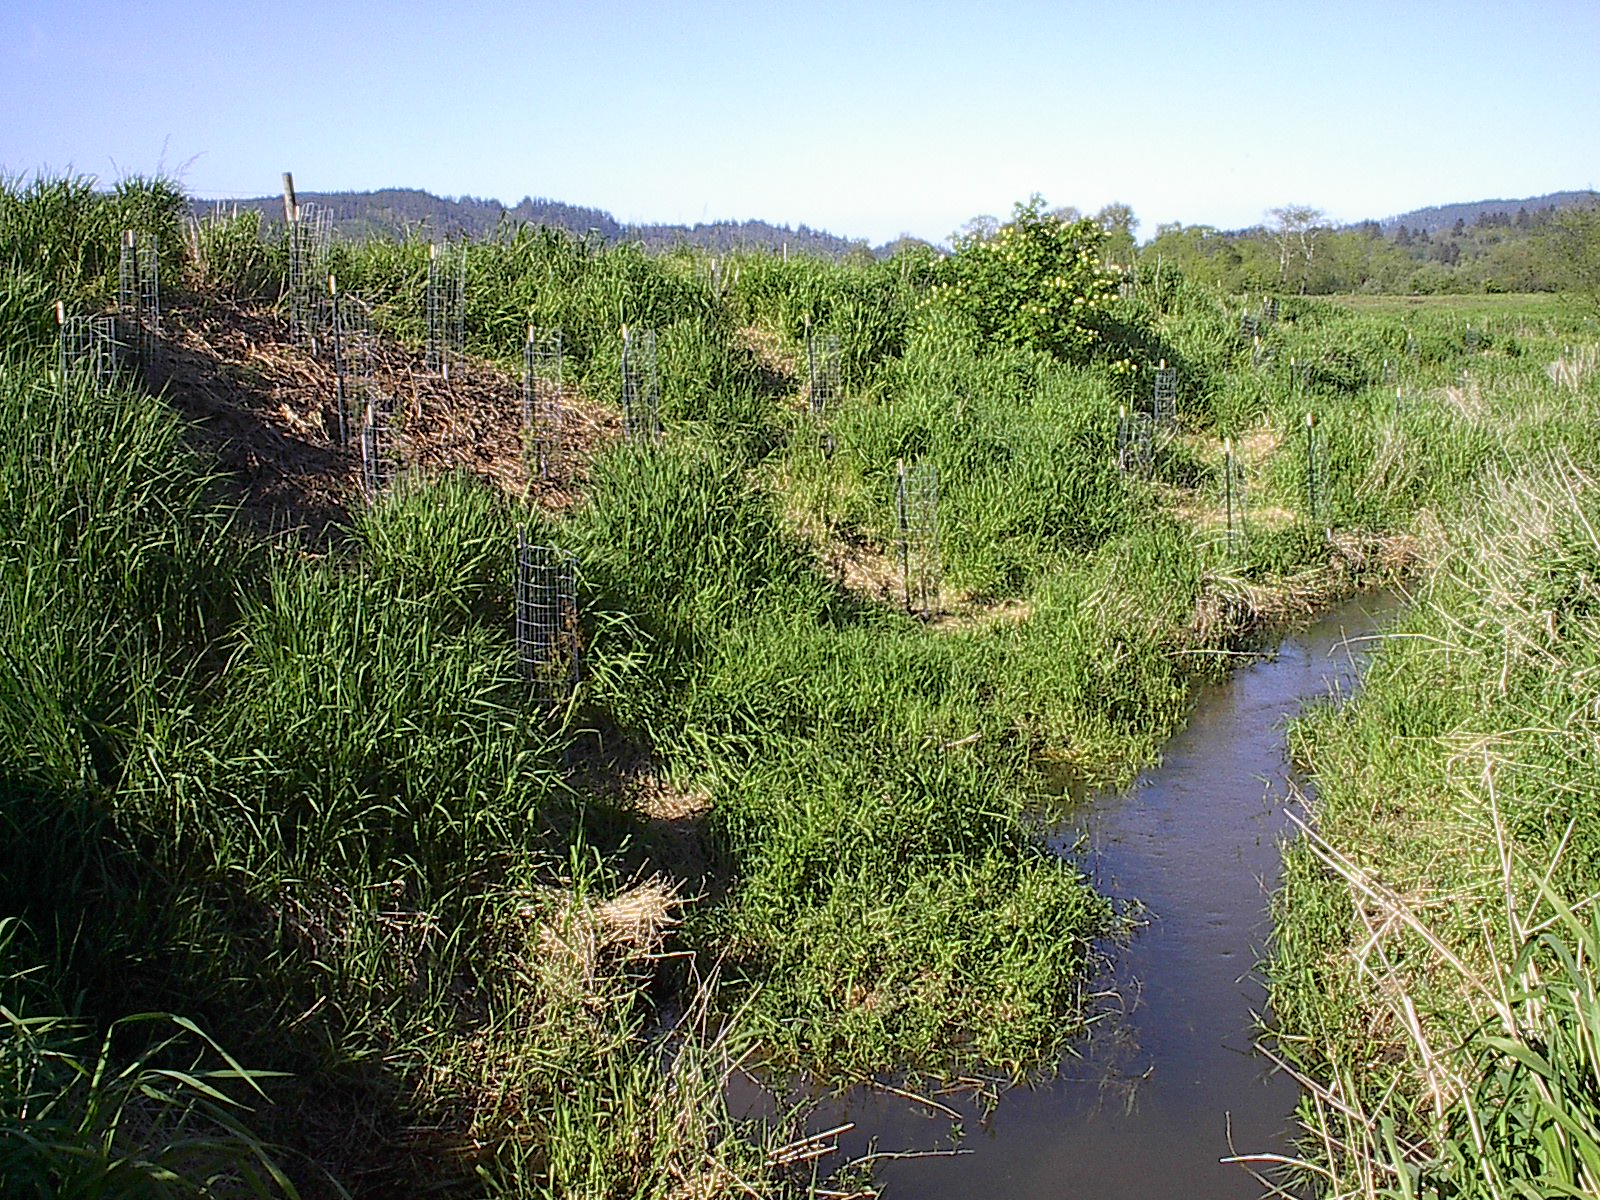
[153, 293, 620, 547]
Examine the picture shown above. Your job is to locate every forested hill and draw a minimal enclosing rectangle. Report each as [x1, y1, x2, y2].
[202, 187, 878, 258]
[1381, 190, 1595, 235]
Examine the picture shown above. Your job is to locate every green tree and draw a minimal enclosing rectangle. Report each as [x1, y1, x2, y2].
[1549, 197, 1600, 313]
[1267, 204, 1327, 292]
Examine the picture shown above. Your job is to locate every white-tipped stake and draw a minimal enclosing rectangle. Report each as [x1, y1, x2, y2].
[54, 301, 65, 326]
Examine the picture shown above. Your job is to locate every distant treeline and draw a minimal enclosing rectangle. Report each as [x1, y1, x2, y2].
[1142, 191, 1599, 295]
[196, 185, 1598, 294]
[197, 186, 914, 260]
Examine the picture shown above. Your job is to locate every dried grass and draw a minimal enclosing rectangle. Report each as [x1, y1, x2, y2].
[1547, 344, 1599, 391]
[1439, 375, 1488, 421]
[927, 597, 1032, 633]
[531, 875, 684, 999]
[820, 535, 904, 606]
[734, 324, 795, 382]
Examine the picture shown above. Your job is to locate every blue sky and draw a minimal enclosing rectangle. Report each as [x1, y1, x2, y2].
[2, 1, 1595, 245]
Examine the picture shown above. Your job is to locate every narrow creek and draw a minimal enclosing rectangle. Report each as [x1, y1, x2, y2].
[734, 590, 1400, 1197]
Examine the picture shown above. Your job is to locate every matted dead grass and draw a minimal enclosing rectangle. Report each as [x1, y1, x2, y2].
[1328, 529, 1423, 577]
[821, 534, 903, 606]
[530, 875, 684, 991]
[159, 295, 356, 544]
[1235, 427, 1284, 464]
[735, 324, 794, 382]
[1546, 345, 1598, 391]
[928, 597, 1032, 633]
[1439, 375, 1488, 421]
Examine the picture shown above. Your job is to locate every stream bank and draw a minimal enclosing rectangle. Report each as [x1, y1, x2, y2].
[736, 590, 1401, 1198]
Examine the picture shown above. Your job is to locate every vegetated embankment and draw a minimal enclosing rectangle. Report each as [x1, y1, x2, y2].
[5, 174, 1596, 1197]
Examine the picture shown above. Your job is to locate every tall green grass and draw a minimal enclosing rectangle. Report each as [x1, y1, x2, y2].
[188, 204, 281, 299]
[823, 312, 1139, 595]
[13, 168, 1598, 1196]
[0, 174, 187, 332]
[1270, 455, 1600, 1196]
[1, 917, 302, 1200]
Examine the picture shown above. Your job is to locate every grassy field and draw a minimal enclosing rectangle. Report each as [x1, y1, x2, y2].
[1331, 291, 1584, 317]
[3, 175, 1598, 1197]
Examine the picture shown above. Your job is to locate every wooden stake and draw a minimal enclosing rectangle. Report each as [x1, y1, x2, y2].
[282, 172, 297, 225]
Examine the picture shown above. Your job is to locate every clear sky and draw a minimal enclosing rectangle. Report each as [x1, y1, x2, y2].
[2, 1, 1595, 246]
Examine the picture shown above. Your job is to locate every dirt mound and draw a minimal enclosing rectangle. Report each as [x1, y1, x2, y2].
[156, 294, 620, 546]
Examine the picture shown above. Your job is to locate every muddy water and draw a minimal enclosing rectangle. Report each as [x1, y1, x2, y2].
[740, 591, 1399, 1198]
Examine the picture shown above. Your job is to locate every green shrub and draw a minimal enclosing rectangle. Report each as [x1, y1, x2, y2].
[933, 196, 1118, 362]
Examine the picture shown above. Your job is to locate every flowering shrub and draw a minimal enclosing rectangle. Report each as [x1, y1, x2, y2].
[933, 196, 1118, 362]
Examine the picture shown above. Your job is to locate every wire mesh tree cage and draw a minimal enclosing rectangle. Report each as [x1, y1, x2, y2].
[1304, 411, 1326, 522]
[426, 242, 467, 380]
[117, 230, 161, 372]
[288, 202, 333, 353]
[515, 529, 580, 705]
[56, 309, 121, 391]
[360, 389, 399, 498]
[896, 458, 941, 617]
[1117, 406, 1154, 477]
[1152, 360, 1177, 431]
[1287, 356, 1311, 402]
[621, 326, 660, 442]
[806, 330, 841, 416]
[523, 326, 563, 479]
[1222, 438, 1248, 561]
[331, 286, 396, 490]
